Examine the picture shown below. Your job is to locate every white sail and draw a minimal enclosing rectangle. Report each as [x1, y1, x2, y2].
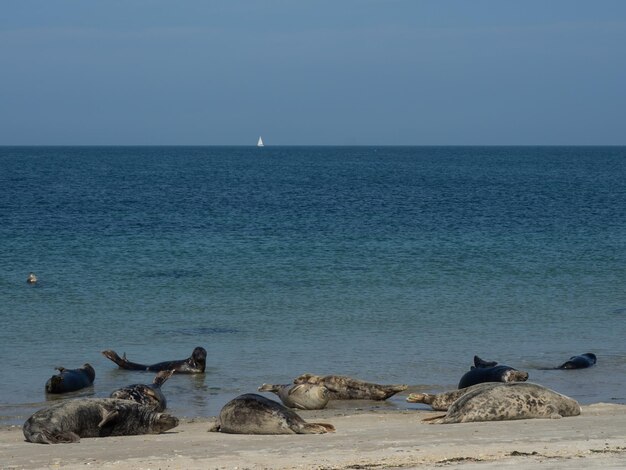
[257, 136, 264, 147]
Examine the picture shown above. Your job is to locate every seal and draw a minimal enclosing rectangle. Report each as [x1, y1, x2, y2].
[425, 382, 581, 424]
[23, 398, 179, 444]
[110, 370, 174, 412]
[207, 393, 335, 434]
[293, 373, 408, 400]
[557, 353, 597, 369]
[101, 347, 206, 373]
[45, 364, 96, 394]
[457, 356, 529, 389]
[26, 273, 37, 284]
[258, 383, 330, 410]
[407, 382, 502, 411]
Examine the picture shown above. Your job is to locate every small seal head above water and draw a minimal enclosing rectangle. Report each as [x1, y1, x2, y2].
[110, 370, 174, 412]
[45, 364, 96, 394]
[557, 353, 597, 369]
[101, 347, 206, 373]
[207, 393, 335, 434]
[26, 273, 37, 284]
[425, 382, 581, 424]
[457, 356, 529, 389]
[293, 374, 408, 400]
[258, 383, 330, 410]
[23, 398, 179, 444]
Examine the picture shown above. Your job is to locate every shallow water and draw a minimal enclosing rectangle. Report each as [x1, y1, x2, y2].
[1, 146, 625, 425]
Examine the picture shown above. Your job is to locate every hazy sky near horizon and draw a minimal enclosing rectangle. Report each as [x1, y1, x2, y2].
[1, 1, 626, 145]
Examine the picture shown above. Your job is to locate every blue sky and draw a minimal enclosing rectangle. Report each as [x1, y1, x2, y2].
[1, 1, 625, 145]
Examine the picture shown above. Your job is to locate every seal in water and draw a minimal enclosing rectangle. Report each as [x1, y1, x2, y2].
[207, 393, 335, 434]
[557, 353, 597, 369]
[45, 364, 96, 394]
[26, 273, 37, 284]
[457, 356, 529, 389]
[110, 370, 174, 411]
[425, 382, 581, 424]
[101, 346, 206, 373]
[407, 382, 502, 411]
[293, 373, 407, 400]
[258, 383, 330, 410]
[23, 398, 179, 444]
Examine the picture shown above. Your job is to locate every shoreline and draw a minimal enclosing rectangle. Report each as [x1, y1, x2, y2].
[2, 403, 625, 469]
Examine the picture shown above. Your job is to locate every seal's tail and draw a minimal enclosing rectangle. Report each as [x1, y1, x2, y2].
[379, 384, 408, 399]
[153, 370, 175, 386]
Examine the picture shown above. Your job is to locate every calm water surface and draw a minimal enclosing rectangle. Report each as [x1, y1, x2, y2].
[1, 146, 625, 425]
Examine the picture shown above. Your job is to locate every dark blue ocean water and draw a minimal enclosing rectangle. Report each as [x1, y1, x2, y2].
[1, 146, 625, 425]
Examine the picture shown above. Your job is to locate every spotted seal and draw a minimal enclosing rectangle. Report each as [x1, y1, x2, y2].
[458, 356, 529, 389]
[26, 273, 37, 284]
[293, 374, 407, 400]
[101, 347, 206, 373]
[557, 353, 596, 369]
[110, 370, 174, 411]
[207, 393, 335, 434]
[23, 398, 179, 444]
[258, 383, 330, 410]
[425, 382, 581, 424]
[407, 382, 502, 410]
[45, 364, 96, 394]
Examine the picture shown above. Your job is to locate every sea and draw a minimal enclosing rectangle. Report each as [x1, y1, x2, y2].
[1, 146, 625, 425]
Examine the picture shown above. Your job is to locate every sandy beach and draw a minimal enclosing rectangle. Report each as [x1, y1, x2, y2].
[1, 403, 625, 469]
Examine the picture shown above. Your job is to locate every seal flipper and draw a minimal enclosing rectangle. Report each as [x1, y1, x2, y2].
[473, 356, 498, 368]
[422, 414, 446, 423]
[98, 407, 120, 428]
[295, 422, 335, 434]
[153, 370, 175, 386]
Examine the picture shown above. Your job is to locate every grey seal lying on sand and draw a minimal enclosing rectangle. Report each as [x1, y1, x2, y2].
[424, 382, 581, 424]
[293, 373, 407, 400]
[258, 383, 330, 410]
[110, 370, 174, 411]
[207, 393, 335, 434]
[23, 398, 179, 444]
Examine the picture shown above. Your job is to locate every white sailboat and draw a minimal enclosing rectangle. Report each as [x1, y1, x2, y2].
[257, 136, 264, 147]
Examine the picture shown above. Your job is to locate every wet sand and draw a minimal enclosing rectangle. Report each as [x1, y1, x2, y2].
[1, 403, 625, 469]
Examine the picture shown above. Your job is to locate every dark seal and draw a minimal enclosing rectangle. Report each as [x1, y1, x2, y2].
[458, 356, 529, 389]
[23, 398, 179, 444]
[101, 346, 206, 373]
[207, 393, 335, 434]
[293, 373, 407, 400]
[45, 364, 96, 394]
[110, 370, 174, 411]
[557, 353, 596, 369]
